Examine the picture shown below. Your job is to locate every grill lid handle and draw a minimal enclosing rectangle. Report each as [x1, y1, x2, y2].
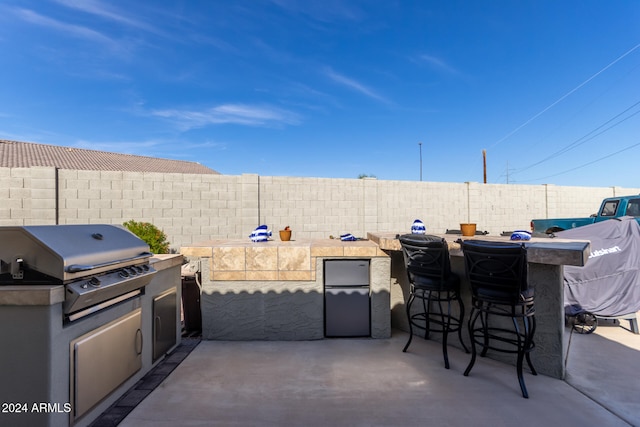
[65, 252, 153, 273]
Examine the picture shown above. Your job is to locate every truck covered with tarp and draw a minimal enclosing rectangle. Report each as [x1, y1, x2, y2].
[555, 216, 640, 334]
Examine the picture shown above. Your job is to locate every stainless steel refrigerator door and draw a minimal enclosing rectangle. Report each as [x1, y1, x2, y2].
[325, 287, 370, 337]
[324, 259, 370, 287]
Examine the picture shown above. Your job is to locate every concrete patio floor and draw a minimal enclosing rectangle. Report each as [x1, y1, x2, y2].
[115, 321, 640, 427]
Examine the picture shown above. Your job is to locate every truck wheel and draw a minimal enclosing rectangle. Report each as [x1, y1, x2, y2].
[545, 226, 565, 234]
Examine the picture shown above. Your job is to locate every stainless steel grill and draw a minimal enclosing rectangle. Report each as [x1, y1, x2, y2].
[0, 224, 156, 320]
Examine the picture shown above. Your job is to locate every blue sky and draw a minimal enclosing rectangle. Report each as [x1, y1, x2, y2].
[1, 1, 639, 188]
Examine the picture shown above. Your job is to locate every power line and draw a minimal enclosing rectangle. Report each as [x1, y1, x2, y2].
[512, 99, 640, 175]
[488, 42, 640, 150]
[520, 141, 640, 182]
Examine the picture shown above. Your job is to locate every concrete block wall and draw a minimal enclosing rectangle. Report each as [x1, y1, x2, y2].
[373, 180, 468, 235]
[56, 169, 249, 248]
[257, 176, 367, 239]
[1, 166, 639, 250]
[0, 168, 19, 226]
[541, 185, 614, 219]
[0, 167, 57, 226]
[466, 183, 562, 234]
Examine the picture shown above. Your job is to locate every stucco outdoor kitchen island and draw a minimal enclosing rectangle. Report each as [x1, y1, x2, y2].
[368, 231, 590, 380]
[180, 238, 391, 340]
[0, 253, 183, 427]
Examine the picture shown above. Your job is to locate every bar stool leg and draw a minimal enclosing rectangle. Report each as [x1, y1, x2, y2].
[402, 291, 415, 352]
[464, 308, 481, 376]
[441, 297, 451, 369]
[456, 295, 469, 354]
[480, 309, 490, 357]
[422, 290, 430, 339]
[526, 315, 537, 375]
[404, 286, 467, 370]
[513, 316, 529, 398]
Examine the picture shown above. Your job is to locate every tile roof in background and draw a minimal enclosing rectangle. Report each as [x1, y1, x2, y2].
[0, 140, 220, 174]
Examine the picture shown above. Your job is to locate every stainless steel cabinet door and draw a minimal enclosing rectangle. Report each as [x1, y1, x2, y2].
[70, 308, 142, 420]
[153, 288, 178, 362]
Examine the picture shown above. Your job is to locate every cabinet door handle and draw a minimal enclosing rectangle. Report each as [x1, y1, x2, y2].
[154, 315, 162, 342]
[135, 328, 143, 355]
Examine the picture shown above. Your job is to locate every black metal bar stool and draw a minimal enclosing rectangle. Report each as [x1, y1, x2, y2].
[461, 240, 537, 398]
[399, 234, 468, 369]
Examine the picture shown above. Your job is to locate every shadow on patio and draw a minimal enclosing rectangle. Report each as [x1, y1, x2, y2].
[95, 320, 639, 427]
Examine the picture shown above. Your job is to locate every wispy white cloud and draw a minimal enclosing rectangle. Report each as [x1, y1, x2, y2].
[14, 8, 116, 46]
[73, 139, 162, 154]
[190, 33, 238, 54]
[324, 68, 388, 103]
[151, 104, 301, 130]
[418, 54, 460, 75]
[61, 138, 227, 161]
[269, 0, 364, 23]
[52, 0, 161, 35]
[180, 140, 227, 150]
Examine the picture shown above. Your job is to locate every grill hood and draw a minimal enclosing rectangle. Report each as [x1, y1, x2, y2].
[0, 224, 152, 283]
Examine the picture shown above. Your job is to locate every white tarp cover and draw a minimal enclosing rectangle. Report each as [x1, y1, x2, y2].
[557, 216, 640, 317]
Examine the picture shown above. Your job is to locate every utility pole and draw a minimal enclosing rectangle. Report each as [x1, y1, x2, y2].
[506, 160, 509, 184]
[482, 149, 487, 184]
[419, 142, 423, 181]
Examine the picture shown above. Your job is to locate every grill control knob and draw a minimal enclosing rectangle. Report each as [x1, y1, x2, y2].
[141, 264, 150, 271]
[89, 277, 100, 287]
[127, 267, 138, 276]
[119, 270, 130, 278]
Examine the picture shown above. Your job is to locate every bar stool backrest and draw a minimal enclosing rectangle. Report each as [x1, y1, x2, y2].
[462, 240, 529, 304]
[399, 234, 452, 285]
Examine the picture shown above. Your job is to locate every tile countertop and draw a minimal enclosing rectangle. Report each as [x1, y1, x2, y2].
[180, 238, 388, 282]
[367, 232, 591, 267]
[181, 238, 387, 254]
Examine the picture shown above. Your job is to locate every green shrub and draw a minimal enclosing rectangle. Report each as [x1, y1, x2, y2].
[123, 220, 170, 254]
